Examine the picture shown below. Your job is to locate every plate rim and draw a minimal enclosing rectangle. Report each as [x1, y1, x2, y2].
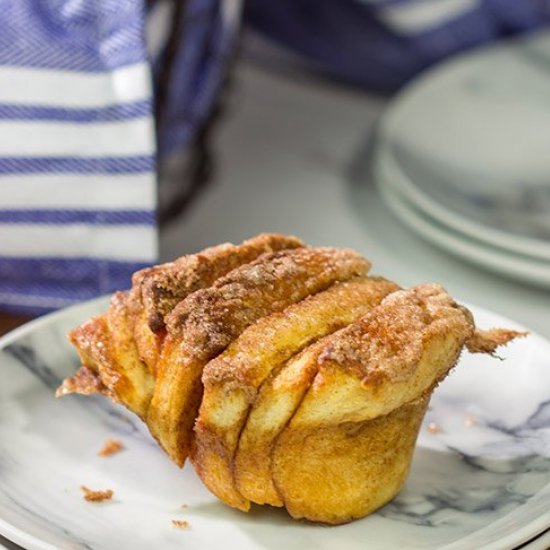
[377, 174, 550, 288]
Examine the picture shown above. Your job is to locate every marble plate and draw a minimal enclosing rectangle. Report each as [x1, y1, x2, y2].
[375, 30, 550, 261]
[1, 298, 549, 550]
[377, 174, 550, 289]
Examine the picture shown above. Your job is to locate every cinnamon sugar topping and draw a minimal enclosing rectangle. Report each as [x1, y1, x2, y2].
[318, 284, 474, 384]
[135, 233, 304, 331]
[167, 247, 370, 362]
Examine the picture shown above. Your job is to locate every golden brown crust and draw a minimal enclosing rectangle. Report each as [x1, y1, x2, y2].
[231, 284, 470, 509]
[202, 277, 396, 389]
[133, 308, 163, 374]
[271, 396, 430, 524]
[266, 285, 478, 523]
[129, 234, 303, 375]
[56, 366, 109, 398]
[285, 284, 474, 431]
[318, 283, 474, 385]
[63, 235, 304, 412]
[466, 328, 527, 354]
[233, 339, 328, 507]
[105, 291, 155, 417]
[166, 247, 370, 341]
[194, 277, 398, 510]
[61, 292, 155, 418]
[63, 316, 121, 400]
[147, 247, 371, 466]
[135, 233, 304, 332]
[68, 316, 111, 372]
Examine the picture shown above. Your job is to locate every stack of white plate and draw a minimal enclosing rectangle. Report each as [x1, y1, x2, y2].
[374, 30, 550, 288]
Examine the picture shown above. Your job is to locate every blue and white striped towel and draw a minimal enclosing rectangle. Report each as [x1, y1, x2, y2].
[0, 0, 155, 316]
[0, 0, 240, 316]
[2, 0, 546, 316]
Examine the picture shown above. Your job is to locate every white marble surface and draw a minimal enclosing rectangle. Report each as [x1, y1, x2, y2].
[0, 298, 549, 550]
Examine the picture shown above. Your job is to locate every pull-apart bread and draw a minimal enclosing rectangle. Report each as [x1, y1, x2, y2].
[57, 233, 523, 524]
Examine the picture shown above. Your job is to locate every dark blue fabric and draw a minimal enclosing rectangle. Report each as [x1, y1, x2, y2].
[0, 0, 148, 71]
[0, 257, 148, 285]
[0, 100, 152, 123]
[0, 257, 150, 316]
[245, 0, 550, 92]
[0, 156, 154, 174]
[0, 210, 155, 225]
[154, 0, 240, 155]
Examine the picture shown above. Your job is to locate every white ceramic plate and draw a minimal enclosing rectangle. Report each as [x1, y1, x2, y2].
[374, 31, 550, 261]
[1, 298, 549, 550]
[377, 177, 550, 289]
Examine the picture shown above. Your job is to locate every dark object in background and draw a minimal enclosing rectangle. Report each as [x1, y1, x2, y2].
[0, 312, 30, 337]
[149, 0, 240, 225]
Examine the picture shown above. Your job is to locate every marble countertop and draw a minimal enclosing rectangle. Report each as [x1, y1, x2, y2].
[162, 38, 550, 341]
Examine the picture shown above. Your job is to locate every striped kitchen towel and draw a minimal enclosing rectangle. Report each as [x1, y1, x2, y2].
[0, 0, 241, 316]
[0, 0, 156, 316]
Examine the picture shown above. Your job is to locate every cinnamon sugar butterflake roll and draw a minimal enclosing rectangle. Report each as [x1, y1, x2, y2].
[57, 235, 522, 525]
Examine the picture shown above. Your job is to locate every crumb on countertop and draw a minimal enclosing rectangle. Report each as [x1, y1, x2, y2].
[181, 504, 188, 509]
[81, 485, 114, 502]
[98, 438, 124, 457]
[172, 519, 190, 529]
[427, 422, 442, 434]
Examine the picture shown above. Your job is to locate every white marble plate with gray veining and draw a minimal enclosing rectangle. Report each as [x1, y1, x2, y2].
[375, 30, 550, 262]
[1, 298, 549, 550]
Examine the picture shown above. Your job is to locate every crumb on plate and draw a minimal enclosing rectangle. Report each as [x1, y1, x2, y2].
[172, 520, 190, 529]
[464, 415, 477, 427]
[181, 504, 188, 509]
[98, 438, 124, 457]
[427, 422, 442, 434]
[80, 485, 114, 502]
